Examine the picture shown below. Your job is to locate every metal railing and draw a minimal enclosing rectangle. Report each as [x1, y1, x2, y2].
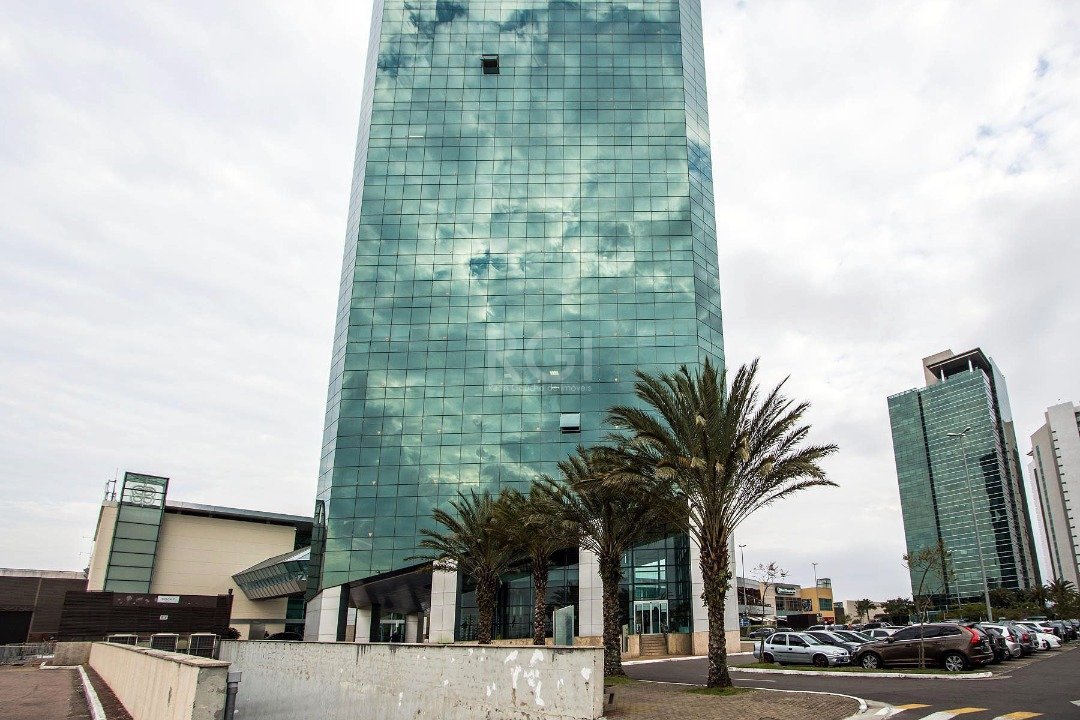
[0, 643, 56, 665]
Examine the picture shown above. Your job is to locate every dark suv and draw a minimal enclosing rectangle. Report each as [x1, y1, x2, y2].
[855, 623, 994, 671]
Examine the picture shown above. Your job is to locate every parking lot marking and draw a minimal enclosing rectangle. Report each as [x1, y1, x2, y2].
[895, 704, 931, 710]
[914, 709, 986, 720]
[989, 713, 1041, 719]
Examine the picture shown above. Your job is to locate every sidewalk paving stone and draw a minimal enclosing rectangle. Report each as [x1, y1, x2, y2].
[0, 665, 90, 720]
[605, 679, 860, 720]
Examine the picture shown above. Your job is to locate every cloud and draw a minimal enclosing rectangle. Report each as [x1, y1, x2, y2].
[2, 1, 1079, 602]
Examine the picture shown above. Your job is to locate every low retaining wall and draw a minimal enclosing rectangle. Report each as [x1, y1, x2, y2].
[88, 642, 229, 720]
[50, 641, 93, 666]
[218, 640, 604, 720]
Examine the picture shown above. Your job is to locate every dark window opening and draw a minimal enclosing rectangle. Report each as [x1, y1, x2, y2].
[481, 54, 500, 74]
[560, 412, 580, 434]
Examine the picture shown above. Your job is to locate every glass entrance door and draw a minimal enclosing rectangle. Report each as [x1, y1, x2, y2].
[632, 600, 669, 634]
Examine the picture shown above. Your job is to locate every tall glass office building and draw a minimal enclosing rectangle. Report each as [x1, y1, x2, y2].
[887, 349, 1040, 604]
[306, 0, 728, 644]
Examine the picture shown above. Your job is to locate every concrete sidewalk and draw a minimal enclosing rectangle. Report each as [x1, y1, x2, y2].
[0, 666, 90, 720]
[605, 680, 861, 720]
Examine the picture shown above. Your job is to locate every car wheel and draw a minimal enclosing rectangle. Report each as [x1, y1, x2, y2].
[763, 652, 775, 663]
[1042, 640, 1049, 650]
[859, 652, 882, 670]
[1010, 646, 1022, 659]
[942, 652, 967, 672]
[812, 654, 828, 668]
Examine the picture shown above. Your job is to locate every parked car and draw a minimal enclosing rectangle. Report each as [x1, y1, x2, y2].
[864, 628, 898, 640]
[1006, 623, 1037, 656]
[754, 632, 852, 667]
[1016, 622, 1061, 650]
[806, 631, 864, 655]
[747, 627, 775, 639]
[832, 629, 875, 645]
[854, 623, 993, 671]
[984, 624, 1025, 658]
[965, 624, 1007, 663]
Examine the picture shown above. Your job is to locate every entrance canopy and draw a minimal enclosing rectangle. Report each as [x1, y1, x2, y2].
[346, 563, 433, 615]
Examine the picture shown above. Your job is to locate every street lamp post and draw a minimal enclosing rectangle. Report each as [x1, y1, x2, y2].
[947, 427, 994, 622]
[738, 544, 747, 618]
[812, 562, 819, 620]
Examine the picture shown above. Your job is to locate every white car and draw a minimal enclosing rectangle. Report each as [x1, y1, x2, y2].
[753, 631, 852, 666]
[1016, 622, 1061, 650]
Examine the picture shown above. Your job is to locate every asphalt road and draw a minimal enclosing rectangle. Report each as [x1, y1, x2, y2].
[625, 644, 1080, 718]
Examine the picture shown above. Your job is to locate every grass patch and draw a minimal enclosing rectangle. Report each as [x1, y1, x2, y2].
[742, 662, 976, 675]
[686, 686, 752, 697]
[604, 675, 638, 685]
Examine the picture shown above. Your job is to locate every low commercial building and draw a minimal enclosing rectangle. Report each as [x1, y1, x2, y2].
[86, 472, 312, 639]
[800, 578, 835, 623]
[0, 568, 87, 642]
[837, 599, 886, 624]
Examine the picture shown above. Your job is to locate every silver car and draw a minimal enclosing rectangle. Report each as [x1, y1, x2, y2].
[754, 631, 852, 667]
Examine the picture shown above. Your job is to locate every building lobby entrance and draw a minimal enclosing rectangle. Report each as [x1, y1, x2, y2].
[632, 599, 669, 635]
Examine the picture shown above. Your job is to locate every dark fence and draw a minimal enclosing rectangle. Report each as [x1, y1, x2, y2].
[58, 591, 232, 641]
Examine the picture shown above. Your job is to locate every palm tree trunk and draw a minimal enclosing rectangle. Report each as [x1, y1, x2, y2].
[599, 554, 625, 676]
[700, 539, 733, 688]
[532, 555, 549, 646]
[476, 574, 496, 645]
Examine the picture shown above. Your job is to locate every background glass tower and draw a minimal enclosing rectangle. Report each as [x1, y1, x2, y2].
[308, 0, 725, 638]
[887, 349, 1040, 604]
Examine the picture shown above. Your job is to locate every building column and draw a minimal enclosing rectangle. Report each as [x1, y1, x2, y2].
[353, 607, 372, 643]
[577, 544, 603, 639]
[426, 566, 458, 643]
[405, 613, 420, 643]
[304, 587, 344, 642]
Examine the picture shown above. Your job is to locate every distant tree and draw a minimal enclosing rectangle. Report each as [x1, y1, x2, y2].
[904, 544, 954, 667]
[751, 562, 789, 625]
[1046, 577, 1079, 619]
[881, 597, 914, 625]
[989, 588, 1018, 610]
[854, 598, 876, 623]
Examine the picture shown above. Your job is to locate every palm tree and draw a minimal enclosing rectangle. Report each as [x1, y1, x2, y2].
[855, 598, 875, 623]
[1046, 577, 1077, 618]
[607, 358, 837, 687]
[535, 446, 682, 677]
[496, 486, 578, 646]
[414, 489, 519, 644]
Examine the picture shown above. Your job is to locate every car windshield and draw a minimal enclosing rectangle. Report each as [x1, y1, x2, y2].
[836, 631, 868, 642]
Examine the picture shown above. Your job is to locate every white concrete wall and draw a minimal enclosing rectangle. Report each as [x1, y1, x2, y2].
[88, 642, 229, 720]
[86, 502, 119, 591]
[218, 640, 604, 720]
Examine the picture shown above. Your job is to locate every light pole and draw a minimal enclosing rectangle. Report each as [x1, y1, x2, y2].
[812, 562, 819, 620]
[947, 427, 994, 622]
[738, 544, 747, 622]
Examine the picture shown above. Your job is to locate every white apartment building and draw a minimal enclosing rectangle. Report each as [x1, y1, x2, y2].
[1029, 402, 1080, 588]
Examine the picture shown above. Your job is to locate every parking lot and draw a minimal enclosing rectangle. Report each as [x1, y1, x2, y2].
[626, 644, 1080, 718]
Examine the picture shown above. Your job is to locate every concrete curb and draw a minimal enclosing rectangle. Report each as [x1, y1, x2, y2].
[76, 665, 107, 720]
[732, 666, 993, 680]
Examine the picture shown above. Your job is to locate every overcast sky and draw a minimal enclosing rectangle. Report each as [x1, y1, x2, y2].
[2, 1, 1078, 601]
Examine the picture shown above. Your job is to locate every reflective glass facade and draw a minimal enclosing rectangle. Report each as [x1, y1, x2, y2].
[313, 0, 725, 593]
[888, 351, 1039, 601]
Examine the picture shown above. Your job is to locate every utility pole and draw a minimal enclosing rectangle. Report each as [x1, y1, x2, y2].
[738, 544, 747, 619]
